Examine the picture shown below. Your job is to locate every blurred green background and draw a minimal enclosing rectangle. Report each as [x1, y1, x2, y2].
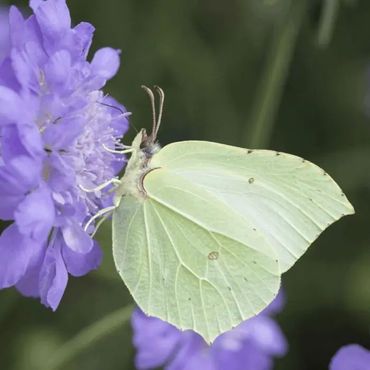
[1, 0, 370, 369]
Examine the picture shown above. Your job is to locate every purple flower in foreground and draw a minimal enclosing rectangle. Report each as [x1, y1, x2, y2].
[132, 292, 287, 370]
[0, 0, 128, 310]
[330, 344, 370, 370]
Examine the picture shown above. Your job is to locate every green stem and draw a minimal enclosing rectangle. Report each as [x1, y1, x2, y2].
[317, 0, 340, 48]
[43, 304, 134, 370]
[245, 0, 307, 149]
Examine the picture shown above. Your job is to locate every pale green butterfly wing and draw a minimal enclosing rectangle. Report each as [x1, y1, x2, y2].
[113, 176, 280, 344]
[113, 140, 354, 343]
[149, 141, 354, 272]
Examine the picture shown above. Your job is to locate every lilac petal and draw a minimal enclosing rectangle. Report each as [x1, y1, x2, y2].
[214, 341, 271, 370]
[39, 235, 68, 310]
[0, 85, 22, 123]
[16, 242, 46, 297]
[1, 123, 43, 160]
[30, 0, 71, 46]
[91, 47, 120, 80]
[0, 155, 41, 194]
[330, 344, 370, 370]
[62, 240, 102, 277]
[132, 309, 181, 370]
[262, 290, 285, 316]
[44, 50, 71, 92]
[62, 222, 93, 253]
[15, 122, 44, 157]
[8, 6, 25, 49]
[236, 316, 288, 357]
[0, 58, 20, 90]
[11, 42, 45, 91]
[0, 194, 24, 219]
[0, 224, 39, 288]
[167, 333, 206, 370]
[14, 184, 55, 241]
[43, 117, 84, 150]
[0, 155, 42, 219]
[182, 352, 215, 370]
[71, 22, 95, 58]
[46, 153, 76, 192]
[1, 124, 38, 162]
[9, 7, 44, 50]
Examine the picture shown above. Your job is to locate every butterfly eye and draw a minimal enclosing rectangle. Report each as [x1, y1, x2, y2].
[142, 143, 162, 157]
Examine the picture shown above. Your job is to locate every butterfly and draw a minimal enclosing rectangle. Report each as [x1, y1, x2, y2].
[90, 86, 354, 343]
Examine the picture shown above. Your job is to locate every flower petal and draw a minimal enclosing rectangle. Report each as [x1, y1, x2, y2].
[0, 155, 41, 194]
[16, 242, 46, 297]
[0, 85, 22, 123]
[0, 224, 39, 288]
[62, 240, 102, 277]
[167, 333, 205, 370]
[241, 316, 288, 357]
[214, 341, 271, 370]
[132, 309, 181, 370]
[330, 344, 370, 370]
[30, 0, 71, 48]
[39, 234, 68, 310]
[91, 47, 120, 80]
[14, 184, 55, 241]
[72, 22, 95, 58]
[62, 221, 93, 253]
[0, 194, 24, 219]
[262, 290, 285, 316]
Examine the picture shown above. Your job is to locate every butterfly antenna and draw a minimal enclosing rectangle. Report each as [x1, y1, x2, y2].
[141, 85, 157, 139]
[154, 86, 165, 139]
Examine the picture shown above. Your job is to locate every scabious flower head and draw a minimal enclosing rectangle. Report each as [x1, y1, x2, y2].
[0, 0, 128, 310]
[132, 292, 287, 370]
[330, 344, 370, 370]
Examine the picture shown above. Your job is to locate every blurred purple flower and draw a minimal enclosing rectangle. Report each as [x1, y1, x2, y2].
[330, 344, 370, 370]
[0, 7, 9, 62]
[0, 0, 128, 310]
[132, 292, 288, 370]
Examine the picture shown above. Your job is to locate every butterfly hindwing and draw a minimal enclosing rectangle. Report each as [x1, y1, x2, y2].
[113, 170, 280, 343]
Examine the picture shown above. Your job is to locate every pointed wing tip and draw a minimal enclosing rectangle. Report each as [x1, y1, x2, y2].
[348, 206, 355, 215]
[342, 198, 355, 216]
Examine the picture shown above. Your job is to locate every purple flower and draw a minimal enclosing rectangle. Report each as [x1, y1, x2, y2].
[330, 344, 370, 370]
[132, 292, 287, 370]
[0, 0, 128, 310]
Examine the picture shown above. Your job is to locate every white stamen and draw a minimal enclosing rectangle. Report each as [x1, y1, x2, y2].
[102, 144, 134, 155]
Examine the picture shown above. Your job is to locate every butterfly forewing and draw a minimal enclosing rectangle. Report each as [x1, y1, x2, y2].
[150, 141, 354, 272]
